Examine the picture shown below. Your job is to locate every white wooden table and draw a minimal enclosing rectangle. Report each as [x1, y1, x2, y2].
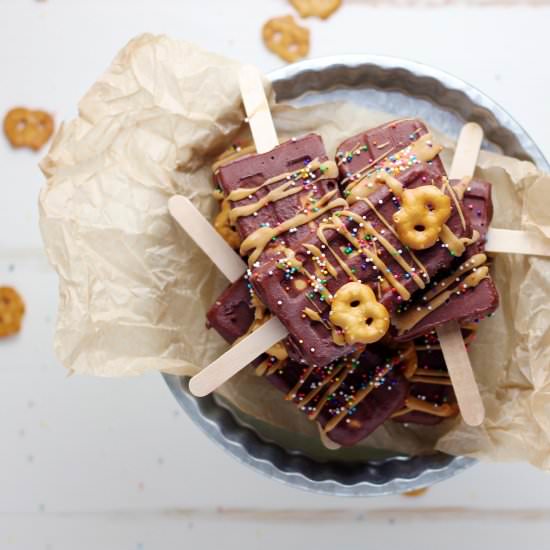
[1, 1, 550, 548]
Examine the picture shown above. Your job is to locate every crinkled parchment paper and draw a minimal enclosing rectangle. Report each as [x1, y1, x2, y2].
[40, 34, 550, 468]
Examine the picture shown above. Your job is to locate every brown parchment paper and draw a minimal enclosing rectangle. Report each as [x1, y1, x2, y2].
[39, 34, 550, 468]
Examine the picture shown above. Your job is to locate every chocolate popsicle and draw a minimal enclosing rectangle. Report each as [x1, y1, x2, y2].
[393, 179, 499, 342]
[216, 134, 341, 262]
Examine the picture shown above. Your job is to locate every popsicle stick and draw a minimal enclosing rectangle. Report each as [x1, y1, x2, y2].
[168, 195, 246, 283]
[436, 122, 485, 427]
[449, 122, 484, 179]
[486, 228, 550, 257]
[436, 321, 485, 426]
[189, 317, 288, 397]
[239, 65, 279, 154]
[318, 425, 341, 450]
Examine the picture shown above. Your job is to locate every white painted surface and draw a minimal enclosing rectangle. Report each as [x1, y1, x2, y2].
[1, 1, 550, 548]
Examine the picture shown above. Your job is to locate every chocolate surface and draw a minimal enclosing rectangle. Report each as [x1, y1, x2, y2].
[206, 277, 253, 344]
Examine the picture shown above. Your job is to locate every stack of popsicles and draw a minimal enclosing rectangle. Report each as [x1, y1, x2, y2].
[205, 117, 499, 447]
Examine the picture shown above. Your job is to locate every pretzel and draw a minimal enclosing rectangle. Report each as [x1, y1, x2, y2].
[0, 287, 25, 338]
[213, 198, 241, 249]
[262, 16, 310, 63]
[329, 282, 389, 345]
[290, 0, 341, 19]
[3, 108, 54, 151]
[393, 185, 451, 250]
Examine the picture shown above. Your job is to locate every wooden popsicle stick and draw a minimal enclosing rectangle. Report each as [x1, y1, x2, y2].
[449, 122, 484, 180]
[486, 228, 550, 257]
[436, 321, 485, 426]
[436, 122, 485, 427]
[239, 65, 279, 153]
[318, 425, 341, 450]
[168, 195, 247, 283]
[189, 317, 288, 397]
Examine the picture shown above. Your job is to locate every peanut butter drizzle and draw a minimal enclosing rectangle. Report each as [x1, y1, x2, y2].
[440, 226, 480, 257]
[285, 365, 316, 401]
[303, 307, 322, 322]
[348, 174, 430, 281]
[403, 396, 459, 418]
[297, 362, 347, 409]
[345, 209, 426, 290]
[308, 361, 357, 421]
[227, 158, 338, 202]
[294, 279, 307, 291]
[451, 177, 471, 201]
[211, 144, 256, 173]
[212, 189, 224, 200]
[319, 213, 411, 300]
[342, 133, 442, 190]
[419, 253, 486, 303]
[410, 376, 453, 386]
[415, 368, 451, 377]
[240, 191, 348, 264]
[400, 343, 418, 379]
[393, 254, 490, 335]
[303, 244, 338, 278]
[322, 363, 394, 433]
[278, 248, 334, 304]
[316, 221, 359, 282]
[337, 141, 361, 166]
[442, 178, 467, 231]
[303, 301, 334, 334]
[229, 180, 305, 223]
[255, 356, 286, 377]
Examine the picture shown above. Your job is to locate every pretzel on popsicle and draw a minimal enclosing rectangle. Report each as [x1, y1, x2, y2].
[329, 282, 389, 345]
[393, 185, 451, 250]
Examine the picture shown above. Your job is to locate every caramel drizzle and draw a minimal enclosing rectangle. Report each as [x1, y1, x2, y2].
[394, 397, 459, 418]
[318, 213, 412, 300]
[229, 180, 305, 224]
[342, 133, 442, 191]
[322, 363, 394, 433]
[393, 253, 489, 335]
[308, 361, 358, 421]
[303, 243, 338, 279]
[410, 375, 453, 386]
[297, 363, 347, 409]
[227, 158, 338, 202]
[277, 248, 334, 304]
[442, 178, 467, 231]
[439, 226, 480, 257]
[240, 191, 347, 264]
[212, 144, 256, 173]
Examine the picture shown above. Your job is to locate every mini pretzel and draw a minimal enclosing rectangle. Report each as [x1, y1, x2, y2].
[262, 16, 310, 63]
[0, 287, 25, 338]
[290, 0, 341, 19]
[3, 108, 54, 151]
[214, 198, 241, 249]
[393, 185, 451, 250]
[329, 282, 389, 345]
